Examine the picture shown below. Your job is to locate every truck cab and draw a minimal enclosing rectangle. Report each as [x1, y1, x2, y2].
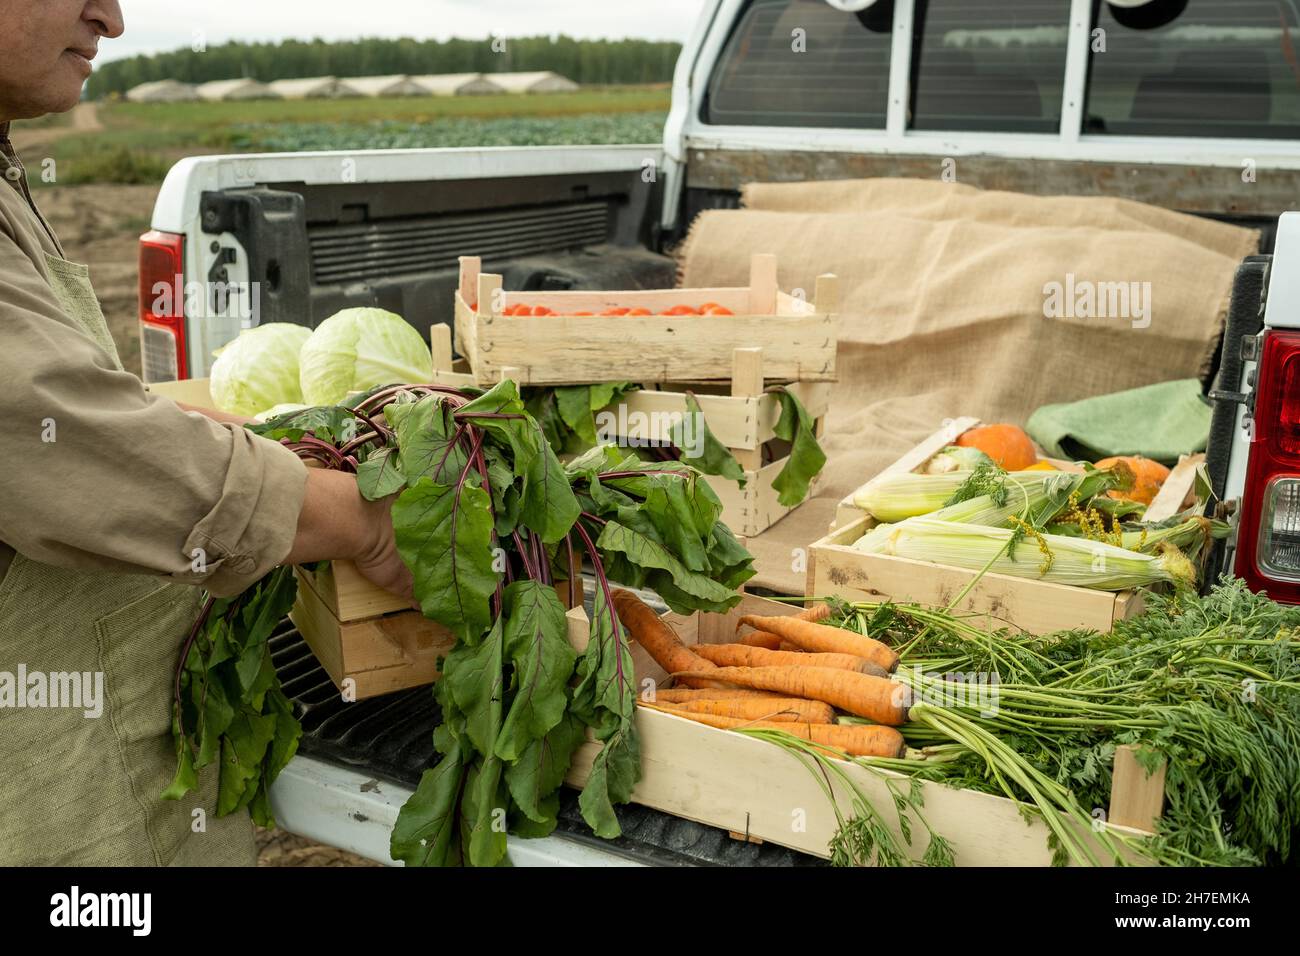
[142, 0, 1300, 864]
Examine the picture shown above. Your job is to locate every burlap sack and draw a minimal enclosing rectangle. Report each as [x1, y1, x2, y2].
[740, 178, 1257, 261]
[679, 179, 1259, 593]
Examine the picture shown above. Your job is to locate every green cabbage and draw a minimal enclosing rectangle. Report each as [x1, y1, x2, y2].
[298, 308, 432, 405]
[209, 322, 310, 417]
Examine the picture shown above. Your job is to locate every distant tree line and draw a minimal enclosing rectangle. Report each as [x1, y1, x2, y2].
[86, 35, 682, 97]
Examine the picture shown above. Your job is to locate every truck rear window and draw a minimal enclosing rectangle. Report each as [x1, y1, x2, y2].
[909, 0, 1069, 134]
[704, 0, 894, 129]
[1085, 0, 1300, 139]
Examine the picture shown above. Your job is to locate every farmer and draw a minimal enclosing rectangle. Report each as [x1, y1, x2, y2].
[0, 0, 412, 865]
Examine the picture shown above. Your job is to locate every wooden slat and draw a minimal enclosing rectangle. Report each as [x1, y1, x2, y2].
[747, 253, 779, 315]
[467, 311, 836, 385]
[457, 255, 481, 306]
[814, 273, 840, 316]
[430, 323, 453, 375]
[1109, 744, 1167, 832]
[1144, 453, 1205, 523]
[809, 517, 1128, 635]
[490, 288, 751, 312]
[730, 348, 765, 470]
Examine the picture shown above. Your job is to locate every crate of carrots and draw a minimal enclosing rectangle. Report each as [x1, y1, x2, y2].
[809, 418, 1221, 635]
[453, 253, 838, 386]
[563, 589, 1156, 864]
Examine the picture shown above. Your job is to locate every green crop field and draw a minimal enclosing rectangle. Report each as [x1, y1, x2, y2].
[15, 86, 671, 186]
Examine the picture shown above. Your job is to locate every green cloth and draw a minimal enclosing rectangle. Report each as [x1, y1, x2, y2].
[1026, 379, 1211, 465]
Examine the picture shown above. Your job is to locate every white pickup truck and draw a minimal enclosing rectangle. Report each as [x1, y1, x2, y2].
[140, 0, 1300, 864]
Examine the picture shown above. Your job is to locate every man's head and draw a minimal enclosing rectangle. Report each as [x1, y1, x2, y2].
[0, 1, 123, 121]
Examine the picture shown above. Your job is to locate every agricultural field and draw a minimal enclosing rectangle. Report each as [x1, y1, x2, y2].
[9, 85, 670, 187]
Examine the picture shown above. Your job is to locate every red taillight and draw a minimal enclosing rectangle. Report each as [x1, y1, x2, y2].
[1235, 330, 1300, 600]
[138, 230, 187, 382]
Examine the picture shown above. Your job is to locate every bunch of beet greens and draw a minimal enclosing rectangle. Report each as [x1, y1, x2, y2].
[164, 380, 753, 866]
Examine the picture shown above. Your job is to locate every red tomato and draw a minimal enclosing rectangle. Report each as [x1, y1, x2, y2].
[571, 310, 595, 316]
[601, 307, 631, 316]
[702, 306, 734, 316]
[627, 307, 653, 316]
[532, 305, 553, 316]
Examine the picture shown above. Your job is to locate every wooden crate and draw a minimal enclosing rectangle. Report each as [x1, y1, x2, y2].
[561, 593, 1158, 864]
[814, 418, 1148, 635]
[452, 253, 838, 386]
[290, 566, 456, 700]
[808, 516, 1146, 636]
[432, 328, 829, 537]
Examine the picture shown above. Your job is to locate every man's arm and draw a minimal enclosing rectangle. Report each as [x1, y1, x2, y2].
[0, 233, 410, 599]
[172, 401, 413, 598]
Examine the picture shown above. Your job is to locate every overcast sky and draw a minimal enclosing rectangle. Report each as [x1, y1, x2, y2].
[101, 0, 708, 63]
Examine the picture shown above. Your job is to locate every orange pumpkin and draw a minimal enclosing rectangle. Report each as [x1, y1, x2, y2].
[954, 424, 1037, 471]
[1094, 456, 1171, 506]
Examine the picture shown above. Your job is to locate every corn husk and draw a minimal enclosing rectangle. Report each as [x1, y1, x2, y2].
[1046, 514, 1230, 557]
[853, 516, 1196, 591]
[853, 470, 1063, 523]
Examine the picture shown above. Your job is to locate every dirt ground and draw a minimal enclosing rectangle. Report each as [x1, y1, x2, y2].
[256, 827, 382, 868]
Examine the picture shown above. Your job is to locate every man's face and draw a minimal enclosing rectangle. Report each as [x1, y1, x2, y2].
[0, 0, 124, 120]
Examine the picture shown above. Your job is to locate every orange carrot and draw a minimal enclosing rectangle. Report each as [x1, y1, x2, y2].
[650, 696, 834, 723]
[694, 642, 888, 677]
[648, 687, 785, 703]
[612, 589, 719, 687]
[671, 666, 912, 725]
[738, 615, 899, 673]
[738, 630, 783, 650]
[641, 703, 906, 758]
[797, 603, 833, 622]
[734, 604, 830, 645]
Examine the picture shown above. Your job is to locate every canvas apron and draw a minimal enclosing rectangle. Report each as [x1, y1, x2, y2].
[0, 254, 256, 866]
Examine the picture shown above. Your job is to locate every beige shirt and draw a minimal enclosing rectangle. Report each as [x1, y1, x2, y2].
[0, 122, 307, 597]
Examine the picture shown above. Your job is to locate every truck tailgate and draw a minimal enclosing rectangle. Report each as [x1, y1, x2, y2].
[266, 620, 823, 867]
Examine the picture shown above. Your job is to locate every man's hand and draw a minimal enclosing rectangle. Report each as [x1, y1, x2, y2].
[285, 469, 414, 601]
[352, 493, 415, 601]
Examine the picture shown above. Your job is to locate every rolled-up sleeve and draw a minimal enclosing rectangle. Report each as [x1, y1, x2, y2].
[0, 231, 307, 597]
